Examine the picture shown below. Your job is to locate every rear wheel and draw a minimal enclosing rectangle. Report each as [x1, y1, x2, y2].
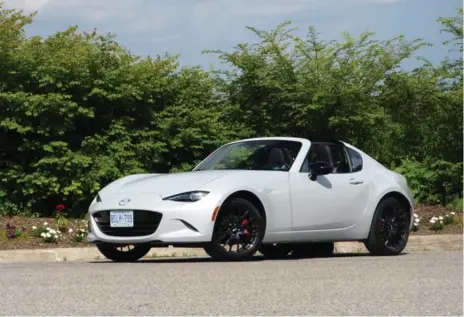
[291, 242, 334, 258]
[96, 243, 151, 262]
[204, 197, 266, 261]
[364, 197, 411, 256]
[259, 243, 293, 259]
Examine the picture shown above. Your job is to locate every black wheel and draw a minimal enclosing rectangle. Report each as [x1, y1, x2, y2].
[96, 243, 151, 262]
[259, 243, 293, 259]
[204, 197, 266, 261]
[364, 197, 411, 256]
[291, 242, 334, 258]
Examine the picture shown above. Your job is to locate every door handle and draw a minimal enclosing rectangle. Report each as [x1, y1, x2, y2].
[349, 180, 364, 185]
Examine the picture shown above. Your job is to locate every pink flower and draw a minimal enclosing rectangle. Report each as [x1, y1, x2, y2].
[56, 204, 66, 214]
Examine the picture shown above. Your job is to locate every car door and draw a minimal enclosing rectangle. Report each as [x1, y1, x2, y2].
[289, 142, 371, 232]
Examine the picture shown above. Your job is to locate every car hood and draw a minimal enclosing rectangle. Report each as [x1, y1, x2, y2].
[100, 170, 236, 198]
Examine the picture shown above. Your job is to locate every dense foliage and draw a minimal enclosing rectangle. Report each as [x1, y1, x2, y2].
[0, 3, 462, 216]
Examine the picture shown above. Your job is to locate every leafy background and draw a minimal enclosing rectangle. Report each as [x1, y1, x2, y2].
[0, 3, 462, 217]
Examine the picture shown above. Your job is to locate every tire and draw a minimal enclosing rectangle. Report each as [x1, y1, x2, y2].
[364, 197, 411, 256]
[204, 197, 266, 261]
[96, 243, 151, 262]
[291, 242, 334, 258]
[259, 243, 293, 259]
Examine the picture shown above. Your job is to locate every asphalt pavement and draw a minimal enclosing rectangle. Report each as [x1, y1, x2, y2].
[1, 251, 462, 316]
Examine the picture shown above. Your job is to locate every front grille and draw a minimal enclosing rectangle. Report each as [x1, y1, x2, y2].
[93, 210, 162, 237]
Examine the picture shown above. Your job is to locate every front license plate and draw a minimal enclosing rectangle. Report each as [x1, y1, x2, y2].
[110, 210, 134, 227]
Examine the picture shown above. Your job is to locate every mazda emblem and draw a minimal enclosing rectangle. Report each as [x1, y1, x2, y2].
[119, 198, 131, 206]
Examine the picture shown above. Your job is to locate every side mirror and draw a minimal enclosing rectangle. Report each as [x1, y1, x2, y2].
[309, 161, 332, 181]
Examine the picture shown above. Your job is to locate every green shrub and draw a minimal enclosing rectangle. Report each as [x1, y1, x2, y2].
[450, 197, 463, 211]
[394, 158, 463, 205]
[0, 4, 462, 216]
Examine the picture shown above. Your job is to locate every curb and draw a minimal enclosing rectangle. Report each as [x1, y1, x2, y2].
[0, 234, 462, 263]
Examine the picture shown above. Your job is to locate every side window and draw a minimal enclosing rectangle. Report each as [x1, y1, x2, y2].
[347, 147, 363, 172]
[299, 145, 324, 173]
[300, 143, 350, 174]
[327, 144, 351, 173]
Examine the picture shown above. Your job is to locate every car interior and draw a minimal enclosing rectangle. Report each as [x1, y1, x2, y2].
[300, 142, 351, 174]
[249, 145, 295, 171]
[226, 140, 352, 173]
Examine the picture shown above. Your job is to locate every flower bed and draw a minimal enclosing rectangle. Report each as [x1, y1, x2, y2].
[0, 216, 90, 250]
[410, 204, 462, 235]
[0, 204, 91, 250]
[0, 204, 461, 250]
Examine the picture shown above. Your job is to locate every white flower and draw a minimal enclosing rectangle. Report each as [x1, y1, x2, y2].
[80, 228, 85, 232]
[32, 226, 37, 230]
[54, 235, 58, 239]
[46, 233, 51, 238]
[46, 227, 50, 231]
[40, 232, 46, 237]
[68, 228, 73, 233]
[439, 216, 444, 220]
[414, 218, 420, 223]
[49, 229, 56, 234]
[413, 213, 418, 218]
[43, 222, 48, 226]
[451, 212, 456, 215]
[57, 230, 61, 234]
[430, 219, 436, 224]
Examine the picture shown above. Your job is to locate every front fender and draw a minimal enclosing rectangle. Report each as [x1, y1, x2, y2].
[201, 171, 293, 240]
[215, 186, 268, 208]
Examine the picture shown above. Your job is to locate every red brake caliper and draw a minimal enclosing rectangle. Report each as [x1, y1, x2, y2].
[241, 218, 250, 236]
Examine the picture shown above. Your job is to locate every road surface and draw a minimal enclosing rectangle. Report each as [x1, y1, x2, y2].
[1, 251, 462, 315]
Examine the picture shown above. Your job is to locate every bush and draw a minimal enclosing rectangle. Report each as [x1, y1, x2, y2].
[449, 197, 463, 211]
[0, 4, 462, 216]
[0, 5, 238, 216]
[394, 158, 463, 205]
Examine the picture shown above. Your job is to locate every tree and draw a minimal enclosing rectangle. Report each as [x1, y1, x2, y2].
[0, 2, 462, 215]
[0, 4, 233, 215]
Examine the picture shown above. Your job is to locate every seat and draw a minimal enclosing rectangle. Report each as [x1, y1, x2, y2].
[314, 145, 332, 165]
[250, 146, 269, 167]
[328, 144, 350, 173]
[304, 144, 334, 173]
[267, 148, 291, 170]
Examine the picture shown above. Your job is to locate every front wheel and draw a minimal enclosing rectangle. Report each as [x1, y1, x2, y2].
[204, 197, 266, 261]
[96, 243, 151, 262]
[364, 197, 411, 256]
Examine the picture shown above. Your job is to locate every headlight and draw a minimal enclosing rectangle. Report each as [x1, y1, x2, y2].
[163, 191, 209, 202]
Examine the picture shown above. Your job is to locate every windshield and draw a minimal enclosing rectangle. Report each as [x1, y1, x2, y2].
[194, 139, 302, 171]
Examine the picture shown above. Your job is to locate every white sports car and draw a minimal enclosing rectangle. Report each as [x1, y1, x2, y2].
[87, 137, 414, 262]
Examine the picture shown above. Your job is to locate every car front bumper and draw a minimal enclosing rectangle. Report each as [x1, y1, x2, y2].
[87, 192, 220, 245]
